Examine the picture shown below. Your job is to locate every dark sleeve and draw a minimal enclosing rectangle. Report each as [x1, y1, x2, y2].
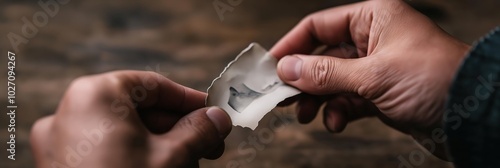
[445, 27, 500, 168]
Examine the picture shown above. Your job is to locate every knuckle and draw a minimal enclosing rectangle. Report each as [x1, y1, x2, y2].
[310, 58, 335, 91]
[299, 11, 321, 30]
[66, 76, 101, 98]
[65, 74, 123, 102]
[62, 77, 101, 109]
[60, 74, 124, 115]
[30, 116, 54, 159]
[30, 116, 54, 142]
[302, 13, 316, 23]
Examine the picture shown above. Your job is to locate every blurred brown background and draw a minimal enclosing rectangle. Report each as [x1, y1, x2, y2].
[1, 0, 499, 167]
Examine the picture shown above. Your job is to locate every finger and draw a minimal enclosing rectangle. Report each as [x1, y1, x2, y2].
[296, 95, 322, 124]
[277, 55, 374, 95]
[138, 109, 183, 134]
[30, 116, 55, 167]
[344, 95, 379, 121]
[323, 95, 380, 132]
[277, 95, 300, 107]
[161, 107, 232, 159]
[59, 70, 206, 117]
[321, 44, 359, 58]
[270, 2, 366, 58]
[108, 70, 206, 112]
[323, 97, 349, 133]
[203, 142, 226, 160]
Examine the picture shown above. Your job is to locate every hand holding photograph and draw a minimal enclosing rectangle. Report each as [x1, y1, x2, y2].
[207, 43, 300, 130]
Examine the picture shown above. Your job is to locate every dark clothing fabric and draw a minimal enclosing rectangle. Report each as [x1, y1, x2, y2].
[445, 27, 500, 168]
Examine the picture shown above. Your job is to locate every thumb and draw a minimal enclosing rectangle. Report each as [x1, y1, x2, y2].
[163, 107, 232, 158]
[277, 55, 371, 95]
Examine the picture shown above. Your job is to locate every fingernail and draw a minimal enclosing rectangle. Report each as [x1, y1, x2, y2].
[280, 56, 302, 81]
[206, 107, 232, 137]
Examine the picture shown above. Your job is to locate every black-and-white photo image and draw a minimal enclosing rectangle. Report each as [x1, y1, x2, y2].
[228, 84, 262, 112]
[227, 80, 284, 113]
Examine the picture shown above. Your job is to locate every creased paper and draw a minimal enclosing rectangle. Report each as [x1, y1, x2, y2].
[206, 43, 301, 130]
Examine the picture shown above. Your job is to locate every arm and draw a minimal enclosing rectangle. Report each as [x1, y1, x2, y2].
[445, 27, 500, 167]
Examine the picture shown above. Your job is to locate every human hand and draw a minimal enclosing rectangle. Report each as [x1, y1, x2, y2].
[30, 71, 232, 168]
[271, 0, 469, 159]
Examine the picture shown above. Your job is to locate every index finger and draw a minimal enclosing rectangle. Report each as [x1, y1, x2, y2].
[270, 2, 365, 59]
[109, 70, 206, 113]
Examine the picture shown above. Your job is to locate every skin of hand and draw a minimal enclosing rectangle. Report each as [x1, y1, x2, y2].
[30, 71, 232, 168]
[271, 0, 470, 159]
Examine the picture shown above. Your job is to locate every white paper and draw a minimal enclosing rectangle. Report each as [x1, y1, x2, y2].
[206, 43, 301, 130]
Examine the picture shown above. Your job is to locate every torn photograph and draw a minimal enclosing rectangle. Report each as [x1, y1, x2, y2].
[207, 43, 301, 130]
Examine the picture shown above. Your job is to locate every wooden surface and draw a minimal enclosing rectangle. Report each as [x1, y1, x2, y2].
[1, 0, 499, 167]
